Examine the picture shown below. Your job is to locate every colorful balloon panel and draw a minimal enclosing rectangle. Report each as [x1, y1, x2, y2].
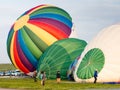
[7, 4, 73, 74]
[37, 38, 87, 79]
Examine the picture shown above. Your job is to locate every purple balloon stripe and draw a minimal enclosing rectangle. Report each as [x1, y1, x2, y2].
[16, 32, 36, 72]
[30, 18, 71, 36]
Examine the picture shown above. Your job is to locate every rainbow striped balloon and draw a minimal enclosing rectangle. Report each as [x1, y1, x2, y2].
[7, 4, 72, 74]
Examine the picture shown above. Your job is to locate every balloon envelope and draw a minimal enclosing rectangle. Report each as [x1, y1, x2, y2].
[37, 38, 87, 79]
[75, 48, 104, 79]
[7, 4, 73, 74]
[74, 24, 120, 82]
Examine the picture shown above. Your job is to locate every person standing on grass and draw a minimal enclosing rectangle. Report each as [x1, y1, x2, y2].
[33, 70, 37, 82]
[94, 69, 98, 83]
[41, 71, 46, 86]
[56, 71, 61, 83]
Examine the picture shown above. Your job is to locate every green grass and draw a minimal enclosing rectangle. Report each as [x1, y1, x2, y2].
[0, 78, 120, 90]
[0, 64, 120, 90]
[0, 63, 15, 71]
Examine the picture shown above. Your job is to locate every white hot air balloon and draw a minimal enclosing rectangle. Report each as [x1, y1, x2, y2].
[74, 24, 120, 83]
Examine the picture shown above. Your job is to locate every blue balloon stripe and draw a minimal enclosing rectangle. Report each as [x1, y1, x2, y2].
[30, 13, 72, 28]
[18, 30, 37, 68]
[16, 33, 36, 72]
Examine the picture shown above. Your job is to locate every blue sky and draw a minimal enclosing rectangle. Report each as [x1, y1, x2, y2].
[1, 0, 120, 63]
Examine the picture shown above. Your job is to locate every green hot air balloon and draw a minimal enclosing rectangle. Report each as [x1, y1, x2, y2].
[37, 38, 87, 79]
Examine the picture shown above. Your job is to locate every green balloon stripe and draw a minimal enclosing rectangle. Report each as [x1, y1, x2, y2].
[48, 53, 70, 66]
[7, 29, 14, 65]
[24, 26, 48, 52]
[30, 6, 72, 21]
[40, 46, 67, 65]
[7, 29, 14, 59]
[20, 28, 42, 60]
[50, 59, 71, 70]
[42, 39, 86, 66]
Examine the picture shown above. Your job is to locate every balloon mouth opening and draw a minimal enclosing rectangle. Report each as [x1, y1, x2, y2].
[14, 15, 29, 31]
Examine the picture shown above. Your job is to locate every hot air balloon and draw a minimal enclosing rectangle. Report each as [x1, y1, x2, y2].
[74, 24, 120, 83]
[37, 38, 87, 79]
[7, 4, 73, 75]
[67, 56, 80, 80]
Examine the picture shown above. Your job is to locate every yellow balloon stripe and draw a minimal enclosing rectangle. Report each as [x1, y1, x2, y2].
[14, 15, 29, 31]
[27, 4, 52, 15]
[10, 33, 19, 69]
[26, 23, 58, 46]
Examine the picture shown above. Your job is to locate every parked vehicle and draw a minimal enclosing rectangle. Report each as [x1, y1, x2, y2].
[0, 72, 4, 76]
[11, 69, 22, 76]
[5, 71, 11, 76]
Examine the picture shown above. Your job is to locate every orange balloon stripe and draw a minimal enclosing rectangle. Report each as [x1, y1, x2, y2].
[10, 32, 18, 68]
[28, 20, 68, 40]
[13, 33, 29, 73]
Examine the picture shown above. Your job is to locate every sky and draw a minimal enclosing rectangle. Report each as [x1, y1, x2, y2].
[1, 0, 120, 63]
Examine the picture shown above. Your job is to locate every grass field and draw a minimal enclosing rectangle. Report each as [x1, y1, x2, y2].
[0, 77, 120, 90]
[0, 64, 120, 90]
[0, 63, 15, 71]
